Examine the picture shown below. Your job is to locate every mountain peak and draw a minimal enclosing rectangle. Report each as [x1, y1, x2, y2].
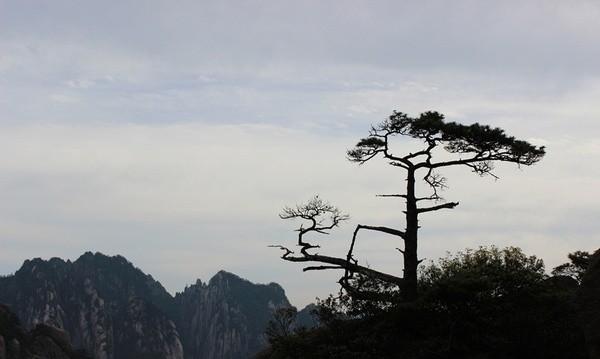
[209, 269, 242, 284]
[76, 251, 130, 265]
[18, 256, 68, 276]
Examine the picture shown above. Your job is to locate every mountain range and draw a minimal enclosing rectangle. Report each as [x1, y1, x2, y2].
[0, 252, 316, 359]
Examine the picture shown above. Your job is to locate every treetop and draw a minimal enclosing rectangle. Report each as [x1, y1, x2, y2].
[348, 111, 546, 169]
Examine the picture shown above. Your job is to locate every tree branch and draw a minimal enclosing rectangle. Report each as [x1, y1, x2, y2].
[345, 224, 406, 278]
[417, 202, 459, 213]
[281, 253, 404, 286]
[389, 161, 410, 169]
[417, 152, 514, 170]
[403, 138, 437, 161]
[359, 225, 406, 238]
[303, 265, 344, 271]
[376, 193, 407, 199]
[269, 245, 294, 258]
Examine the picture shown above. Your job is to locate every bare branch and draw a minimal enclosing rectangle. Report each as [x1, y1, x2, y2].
[274, 197, 406, 288]
[389, 161, 409, 169]
[403, 137, 437, 161]
[303, 265, 344, 271]
[383, 148, 412, 167]
[358, 225, 406, 238]
[281, 253, 404, 286]
[343, 224, 405, 285]
[268, 245, 294, 258]
[376, 193, 407, 199]
[415, 195, 442, 202]
[417, 202, 459, 214]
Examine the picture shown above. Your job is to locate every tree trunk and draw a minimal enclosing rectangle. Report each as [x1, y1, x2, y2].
[403, 168, 419, 301]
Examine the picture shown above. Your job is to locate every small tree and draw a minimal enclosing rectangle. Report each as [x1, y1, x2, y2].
[273, 111, 545, 301]
[265, 307, 298, 344]
[552, 251, 592, 283]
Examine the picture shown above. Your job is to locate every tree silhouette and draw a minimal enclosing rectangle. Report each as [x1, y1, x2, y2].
[265, 307, 298, 344]
[273, 111, 545, 301]
[552, 251, 592, 283]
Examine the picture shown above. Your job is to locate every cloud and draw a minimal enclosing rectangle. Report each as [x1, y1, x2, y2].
[1, 0, 599, 305]
[66, 79, 96, 89]
[0, 121, 598, 306]
[3, 1, 600, 76]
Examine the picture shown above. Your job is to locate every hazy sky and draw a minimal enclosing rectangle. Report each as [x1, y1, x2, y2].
[1, 1, 599, 306]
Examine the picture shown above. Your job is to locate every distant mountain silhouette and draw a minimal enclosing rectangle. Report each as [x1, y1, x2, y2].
[0, 252, 315, 359]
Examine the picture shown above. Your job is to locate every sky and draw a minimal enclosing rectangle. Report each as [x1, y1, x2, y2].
[1, 0, 599, 307]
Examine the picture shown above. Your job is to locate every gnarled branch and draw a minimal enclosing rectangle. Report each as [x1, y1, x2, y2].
[281, 253, 404, 286]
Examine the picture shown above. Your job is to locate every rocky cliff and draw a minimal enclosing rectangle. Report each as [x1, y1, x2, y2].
[0, 303, 91, 359]
[0, 253, 182, 359]
[0, 253, 304, 359]
[176, 271, 290, 359]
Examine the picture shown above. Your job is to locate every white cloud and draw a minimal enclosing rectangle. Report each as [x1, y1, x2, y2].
[1, 0, 599, 306]
[66, 79, 96, 89]
[0, 120, 598, 305]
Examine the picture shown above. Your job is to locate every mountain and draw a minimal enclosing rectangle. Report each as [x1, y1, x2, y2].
[0, 303, 91, 359]
[0, 253, 305, 359]
[175, 271, 290, 359]
[0, 253, 183, 359]
[295, 303, 319, 329]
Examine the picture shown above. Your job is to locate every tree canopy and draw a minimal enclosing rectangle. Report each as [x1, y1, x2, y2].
[260, 247, 588, 359]
[348, 111, 545, 175]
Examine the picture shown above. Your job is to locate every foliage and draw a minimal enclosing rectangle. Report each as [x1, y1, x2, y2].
[265, 307, 298, 344]
[578, 249, 600, 359]
[552, 250, 592, 283]
[419, 246, 546, 304]
[316, 274, 401, 322]
[416, 246, 585, 358]
[348, 111, 545, 172]
[261, 247, 588, 359]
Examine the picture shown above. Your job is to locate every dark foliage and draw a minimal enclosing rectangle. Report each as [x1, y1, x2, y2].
[578, 249, 600, 359]
[552, 250, 592, 283]
[265, 307, 298, 344]
[259, 247, 588, 359]
[347, 111, 545, 169]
